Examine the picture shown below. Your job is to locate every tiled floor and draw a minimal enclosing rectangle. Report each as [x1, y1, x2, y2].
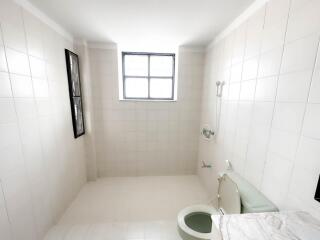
[45, 175, 209, 240]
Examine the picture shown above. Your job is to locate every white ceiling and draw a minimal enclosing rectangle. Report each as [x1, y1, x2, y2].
[27, 0, 254, 48]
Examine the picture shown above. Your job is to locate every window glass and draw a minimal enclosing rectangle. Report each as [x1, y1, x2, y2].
[125, 77, 148, 98]
[122, 52, 175, 100]
[150, 78, 173, 99]
[150, 56, 173, 77]
[124, 55, 148, 76]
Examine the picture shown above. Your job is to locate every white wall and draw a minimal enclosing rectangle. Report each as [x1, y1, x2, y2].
[0, 0, 87, 239]
[74, 42, 98, 181]
[88, 47, 204, 177]
[198, 0, 320, 219]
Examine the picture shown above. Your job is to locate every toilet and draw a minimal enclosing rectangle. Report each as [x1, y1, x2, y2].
[177, 171, 279, 240]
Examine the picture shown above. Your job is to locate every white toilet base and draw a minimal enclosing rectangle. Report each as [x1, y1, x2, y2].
[177, 205, 221, 240]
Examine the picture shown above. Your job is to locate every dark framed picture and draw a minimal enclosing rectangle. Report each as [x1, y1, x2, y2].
[315, 175, 320, 203]
[65, 49, 85, 138]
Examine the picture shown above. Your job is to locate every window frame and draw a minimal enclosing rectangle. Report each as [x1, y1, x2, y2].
[122, 52, 176, 100]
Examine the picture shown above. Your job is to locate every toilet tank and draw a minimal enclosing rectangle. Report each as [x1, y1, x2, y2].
[218, 172, 279, 214]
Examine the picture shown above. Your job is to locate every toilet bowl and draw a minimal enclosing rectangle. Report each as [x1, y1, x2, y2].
[177, 173, 240, 240]
[177, 172, 279, 240]
[177, 204, 218, 240]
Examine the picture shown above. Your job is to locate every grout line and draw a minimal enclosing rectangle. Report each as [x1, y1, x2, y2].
[0, 21, 19, 240]
[223, 24, 247, 164]
[0, 180, 14, 239]
[284, 35, 320, 203]
[231, 18, 251, 174]
[18, 6, 44, 240]
[241, 3, 267, 181]
[258, 0, 293, 193]
[210, 0, 270, 48]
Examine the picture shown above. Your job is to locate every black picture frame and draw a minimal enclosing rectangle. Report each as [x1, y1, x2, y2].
[65, 49, 85, 138]
[315, 174, 320, 202]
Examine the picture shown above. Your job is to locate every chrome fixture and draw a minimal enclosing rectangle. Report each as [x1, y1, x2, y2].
[214, 81, 225, 137]
[201, 161, 212, 168]
[202, 127, 214, 139]
[216, 81, 225, 97]
[226, 160, 232, 171]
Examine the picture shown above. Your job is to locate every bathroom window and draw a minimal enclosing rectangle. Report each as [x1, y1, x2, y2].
[122, 52, 175, 100]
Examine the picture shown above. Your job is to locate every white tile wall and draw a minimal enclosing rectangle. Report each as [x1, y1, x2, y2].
[244, 7, 265, 59]
[309, 68, 320, 103]
[242, 56, 259, 81]
[198, 0, 320, 219]
[272, 102, 305, 133]
[88, 48, 204, 177]
[302, 104, 320, 139]
[286, 0, 320, 42]
[0, 0, 87, 239]
[258, 47, 283, 78]
[0, 183, 12, 239]
[277, 70, 313, 102]
[261, 21, 287, 53]
[281, 34, 319, 74]
[74, 43, 98, 181]
[255, 76, 278, 101]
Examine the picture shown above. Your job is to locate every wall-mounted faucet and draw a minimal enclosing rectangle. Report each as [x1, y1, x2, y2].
[202, 127, 214, 139]
[226, 160, 232, 171]
[201, 161, 212, 168]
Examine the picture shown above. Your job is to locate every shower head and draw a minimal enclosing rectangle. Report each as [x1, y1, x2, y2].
[216, 81, 225, 86]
